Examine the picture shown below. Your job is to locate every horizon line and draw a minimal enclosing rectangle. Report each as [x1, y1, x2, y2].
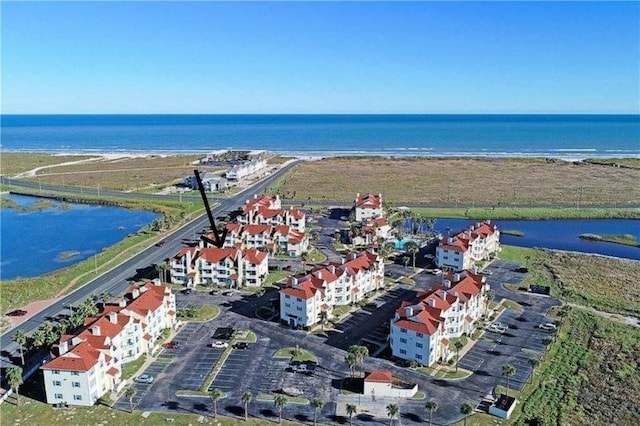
[2, 112, 639, 116]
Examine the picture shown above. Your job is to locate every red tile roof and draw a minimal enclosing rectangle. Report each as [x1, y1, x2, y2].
[199, 247, 240, 264]
[355, 193, 382, 209]
[106, 367, 120, 376]
[243, 248, 268, 265]
[42, 341, 101, 372]
[365, 370, 393, 383]
[244, 224, 273, 235]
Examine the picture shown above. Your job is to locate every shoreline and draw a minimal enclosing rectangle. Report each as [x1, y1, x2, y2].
[2, 149, 640, 162]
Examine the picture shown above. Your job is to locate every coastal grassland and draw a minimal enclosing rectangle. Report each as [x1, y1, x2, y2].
[25, 154, 221, 191]
[0, 196, 204, 315]
[579, 233, 640, 247]
[409, 206, 640, 219]
[511, 309, 640, 426]
[270, 157, 640, 205]
[584, 157, 640, 169]
[0, 153, 98, 176]
[499, 245, 640, 316]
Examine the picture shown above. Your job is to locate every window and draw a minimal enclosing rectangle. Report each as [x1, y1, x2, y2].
[400, 328, 407, 333]
[73, 395, 82, 401]
[416, 343, 423, 348]
[416, 333, 423, 338]
[400, 338, 407, 344]
[53, 381, 61, 386]
[284, 294, 290, 299]
[399, 349, 406, 355]
[55, 393, 63, 399]
[285, 303, 291, 308]
[297, 298, 302, 302]
[52, 370, 60, 375]
[72, 382, 81, 388]
[297, 306, 302, 311]
[416, 354, 423, 359]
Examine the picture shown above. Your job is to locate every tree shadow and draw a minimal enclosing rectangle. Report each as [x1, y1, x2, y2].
[294, 413, 310, 423]
[225, 404, 244, 417]
[401, 412, 422, 423]
[260, 408, 276, 418]
[357, 413, 375, 422]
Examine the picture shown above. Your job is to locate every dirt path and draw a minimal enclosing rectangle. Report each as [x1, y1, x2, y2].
[14, 157, 103, 178]
[567, 302, 640, 328]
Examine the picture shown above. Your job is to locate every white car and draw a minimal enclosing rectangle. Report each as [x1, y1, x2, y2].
[538, 323, 557, 331]
[210, 341, 229, 349]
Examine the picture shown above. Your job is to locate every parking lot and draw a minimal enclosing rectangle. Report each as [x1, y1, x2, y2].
[208, 344, 255, 393]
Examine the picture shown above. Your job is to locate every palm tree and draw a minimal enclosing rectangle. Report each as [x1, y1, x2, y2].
[404, 241, 419, 270]
[386, 403, 399, 426]
[402, 255, 410, 268]
[210, 388, 224, 418]
[453, 340, 465, 372]
[274, 394, 288, 424]
[124, 385, 136, 413]
[502, 364, 516, 397]
[425, 400, 438, 426]
[13, 330, 27, 365]
[319, 310, 329, 332]
[528, 359, 539, 383]
[156, 262, 170, 283]
[311, 398, 324, 426]
[241, 391, 252, 421]
[99, 290, 111, 304]
[7, 366, 23, 407]
[346, 403, 357, 426]
[41, 321, 57, 346]
[31, 329, 45, 348]
[345, 352, 357, 377]
[460, 403, 473, 426]
[348, 345, 368, 377]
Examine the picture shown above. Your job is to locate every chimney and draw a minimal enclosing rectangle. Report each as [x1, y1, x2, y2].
[443, 279, 451, 288]
[329, 265, 335, 274]
[291, 277, 298, 287]
[140, 286, 149, 293]
[405, 307, 414, 317]
[472, 266, 478, 274]
[109, 312, 118, 324]
[430, 299, 436, 307]
[90, 325, 101, 336]
[132, 288, 140, 299]
[119, 298, 127, 308]
[454, 273, 461, 282]
[486, 219, 491, 224]
[71, 336, 83, 347]
[316, 271, 322, 279]
[441, 290, 447, 300]
[448, 237, 454, 244]
[58, 340, 69, 356]
[341, 258, 345, 264]
[152, 278, 161, 286]
[470, 225, 474, 231]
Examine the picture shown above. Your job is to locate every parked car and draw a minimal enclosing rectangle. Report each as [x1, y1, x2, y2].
[488, 324, 507, 333]
[286, 363, 316, 375]
[182, 288, 192, 295]
[135, 374, 154, 384]
[538, 323, 557, 331]
[233, 342, 250, 350]
[7, 309, 27, 317]
[163, 341, 180, 349]
[210, 341, 229, 349]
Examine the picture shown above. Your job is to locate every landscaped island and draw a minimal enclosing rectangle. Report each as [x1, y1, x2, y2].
[579, 233, 640, 247]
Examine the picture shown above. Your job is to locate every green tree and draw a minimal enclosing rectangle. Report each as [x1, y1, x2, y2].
[345, 352, 357, 377]
[319, 310, 329, 332]
[425, 400, 438, 426]
[7, 366, 23, 407]
[41, 321, 57, 346]
[31, 329, 45, 348]
[311, 398, 324, 426]
[346, 403, 357, 426]
[124, 385, 136, 413]
[528, 359, 539, 383]
[348, 345, 369, 377]
[460, 403, 474, 426]
[502, 364, 516, 397]
[13, 330, 27, 365]
[99, 290, 111, 304]
[404, 241, 419, 270]
[210, 388, 224, 418]
[386, 403, 399, 426]
[402, 255, 410, 268]
[274, 394, 288, 424]
[156, 262, 170, 283]
[241, 391, 252, 421]
[453, 340, 465, 372]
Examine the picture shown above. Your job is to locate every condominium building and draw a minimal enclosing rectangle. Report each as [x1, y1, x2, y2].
[389, 270, 489, 367]
[354, 193, 384, 222]
[169, 246, 269, 288]
[41, 281, 176, 406]
[436, 221, 500, 271]
[226, 158, 267, 181]
[279, 250, 384, 328]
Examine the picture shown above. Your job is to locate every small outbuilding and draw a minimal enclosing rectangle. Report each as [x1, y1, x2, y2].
[489, 394, 517, 419]
[363, 371, 418, 398]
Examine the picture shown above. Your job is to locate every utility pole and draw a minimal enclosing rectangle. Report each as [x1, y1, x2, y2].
[94, 254, 98, 275]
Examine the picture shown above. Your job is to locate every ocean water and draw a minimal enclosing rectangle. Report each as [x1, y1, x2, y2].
[1, 114, 639, 159]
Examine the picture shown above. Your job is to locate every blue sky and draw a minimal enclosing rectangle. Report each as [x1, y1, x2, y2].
[2, 1, 639, 114]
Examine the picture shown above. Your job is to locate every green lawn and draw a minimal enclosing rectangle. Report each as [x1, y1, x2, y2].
[502, 299, 524, 312]
[264, 270, 289, 286]
[121, 354, 147, 380]
[399, 277, 416, 286]
[304, 247, 327, 263]
[331, 304, 352, 318]
[177, 304, 220, 322]
[1, 395, 302, 425]
[274, 347, 318, 363]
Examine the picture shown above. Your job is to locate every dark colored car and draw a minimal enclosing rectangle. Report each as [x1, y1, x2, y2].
[7, 309, 28, 317]
[233, 342, 249, 350]
[164, 341, 180, 349]
[182, 288, 192, 295]
[155, 240, 166, 247]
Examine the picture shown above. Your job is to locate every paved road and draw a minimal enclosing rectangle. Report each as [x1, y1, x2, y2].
[0, 161, 301, 368]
